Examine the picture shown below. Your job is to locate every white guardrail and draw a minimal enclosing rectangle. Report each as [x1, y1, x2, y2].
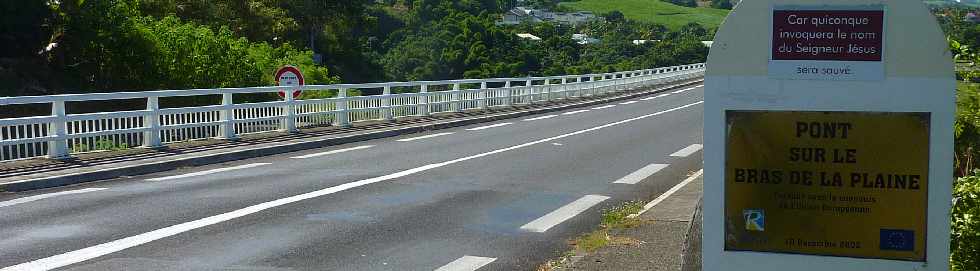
[0, 63, 705, 162]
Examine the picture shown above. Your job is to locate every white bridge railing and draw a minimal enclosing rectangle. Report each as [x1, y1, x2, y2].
[0, 63, 705, 162]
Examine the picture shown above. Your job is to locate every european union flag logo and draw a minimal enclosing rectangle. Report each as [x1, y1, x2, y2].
[879, 229, 914, 251]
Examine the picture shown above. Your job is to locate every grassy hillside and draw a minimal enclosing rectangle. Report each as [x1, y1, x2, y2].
[559, 0, 730, 29]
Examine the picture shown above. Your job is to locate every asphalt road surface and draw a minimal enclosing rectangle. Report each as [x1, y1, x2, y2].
[0, 85, 705, 271]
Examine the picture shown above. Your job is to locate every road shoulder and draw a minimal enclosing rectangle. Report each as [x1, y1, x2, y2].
[549, 172, 703, 271]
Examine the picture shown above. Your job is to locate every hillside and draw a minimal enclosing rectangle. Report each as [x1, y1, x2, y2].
[559, 0, 730, 29]
[924, 0, 980, 7]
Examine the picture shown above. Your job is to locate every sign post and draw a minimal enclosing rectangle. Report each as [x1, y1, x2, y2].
[704, 1, 954, 270]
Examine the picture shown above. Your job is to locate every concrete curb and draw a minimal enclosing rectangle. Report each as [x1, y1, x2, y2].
[0, 79, 703, 192]
[681, 197, 704, 271]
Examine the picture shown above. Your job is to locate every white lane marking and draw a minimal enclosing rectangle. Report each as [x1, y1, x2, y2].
[396, 132, 455, 142]
[146, 163, 271, 182]
[641, 93, 671, 101]
[520, 195, 610, 233]
[671, 86, 701, 94]
[0, 188, 107, 209]
[613, 164, 669, 184]
[290, 145, 375, 159]
[523, 115, 558, 121]
[630, 169, 703, 218]
[466, 123, 513, 131]
[619, 101, 638, 105]
[1, 101, 703, 271]
[561, 110, 589, 115]
[669, 144, 703, 157]
[434, 256, 497, 271]
[592, 105, 616, 110]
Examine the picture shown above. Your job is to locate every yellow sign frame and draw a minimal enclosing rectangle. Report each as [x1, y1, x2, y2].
[724, 111, 929, 261]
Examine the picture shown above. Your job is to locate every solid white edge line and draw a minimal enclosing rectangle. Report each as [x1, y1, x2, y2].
[629, 169, 703, 219]
[619, 101, 638, 105]
[523, 115, 558, 121]
[396, 132, 455, 142]
[0, 188, 108, 209]
[561, 110, 589, 115]
[643, 93, 672, 101]
[669, 144, 703, 157]
[592, 105, 616, 110]
[520, 195, 610, 233]
[465, 123, 513, 131]
[671, 85, 702, 94]
[290, 145, 375, 159]
[612, 164, 669, 184]
[434, 255, 497, 271]
[0, 101, 703, 271]
[146, 163, 272, 182]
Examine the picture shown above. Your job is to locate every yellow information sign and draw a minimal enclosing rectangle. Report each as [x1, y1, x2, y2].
[724, 111, 929, 261]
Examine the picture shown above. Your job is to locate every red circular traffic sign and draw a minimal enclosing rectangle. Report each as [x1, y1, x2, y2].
[275, 65, 305, 99]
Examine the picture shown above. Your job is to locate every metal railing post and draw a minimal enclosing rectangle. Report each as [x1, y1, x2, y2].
[453, 83, 463, 112]
[544, 79, 552, 102]
[143, 96, 162, 148]
[47, 101, 69, 159]
[478, 82, 488, 109]
[336, 88, 351, 127]
[526, 79, 534, 104]
[382, 85, 394, 121]
[618, 74, 624, 92]
[219, 93, 237, 139]
[561, 77, 582, 100]
[419, 84, 430, 116]
[504, 81, 513, 107]
[282, 91, 298, 132]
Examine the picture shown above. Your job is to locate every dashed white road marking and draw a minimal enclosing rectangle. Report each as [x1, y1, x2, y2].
[613, 164, 669, 184]
[642, 93, 671, 101]
[290, 145, 374, 159]
[396, 132, 455, 142]
[521, 195, 610, 233]
[0, 101, 702, 271]
[561, 110, 589, 115]
[619, 101, 638, 105]
[592, 105, 616, 110]
[434, 256, 497, 271]
[669, 144, 703, 157]
[466, 123, 513, 131]
[146, 163, 271, 181]
[523, 115, 558, 121]
[630, 169, 703, 218]
[0, 188, 107, 208]
[671, 86, 701, 94]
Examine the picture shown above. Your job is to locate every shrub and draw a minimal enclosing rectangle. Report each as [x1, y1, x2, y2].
[956, 82, 980, 176]
[952, 172, 980, 271]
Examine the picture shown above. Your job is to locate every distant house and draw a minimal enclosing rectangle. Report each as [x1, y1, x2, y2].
[630, 40, 713, 48]
[966, 12, 980, 23]
[572, 34, 600, 45]
[498, 7, 598, 26]
[516, 33, 542, 41]
[632, 40, 660, 45]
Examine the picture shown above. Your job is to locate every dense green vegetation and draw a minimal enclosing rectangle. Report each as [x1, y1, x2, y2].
[560, 0, 729, 30]
[0, 0, 710, 101]
[953, 150, 980, 271]
[940, 5, 980, 270]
